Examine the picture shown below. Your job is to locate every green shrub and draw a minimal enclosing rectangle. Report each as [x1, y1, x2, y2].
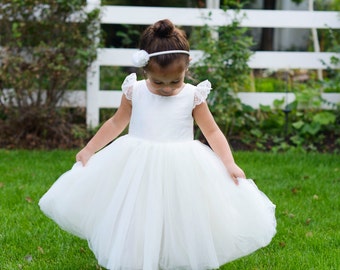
[0, 0, 100, 149]
[189, 3, 253, 136]
[189, 1, 339, 152]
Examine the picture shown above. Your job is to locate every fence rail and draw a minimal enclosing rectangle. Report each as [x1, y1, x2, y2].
[99, 6, 340, 29]
[97, 49, 339, 69]
[82, 3, 340, 127]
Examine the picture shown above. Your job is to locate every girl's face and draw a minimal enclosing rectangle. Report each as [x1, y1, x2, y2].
[146, 60, 187, 97]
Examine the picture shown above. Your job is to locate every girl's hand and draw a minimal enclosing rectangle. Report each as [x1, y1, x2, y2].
[226, 163, 246, 185]
[76, 147, 94, 166]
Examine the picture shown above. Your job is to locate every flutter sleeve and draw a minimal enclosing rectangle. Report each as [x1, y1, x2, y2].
[193, 80, 212, 108]
[121, 73, 137, 100]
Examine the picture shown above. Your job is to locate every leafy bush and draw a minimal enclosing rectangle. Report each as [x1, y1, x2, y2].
[189, 1, 339, 153]
[0, 0, 100, 149]
[189, 4, 253, 137]
[287, 82, 340, 152]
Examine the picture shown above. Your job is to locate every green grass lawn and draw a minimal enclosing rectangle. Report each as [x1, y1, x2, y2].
[0, 150, 339, 270]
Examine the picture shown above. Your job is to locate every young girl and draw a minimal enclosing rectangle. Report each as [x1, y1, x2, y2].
[39, 19, 276, 270]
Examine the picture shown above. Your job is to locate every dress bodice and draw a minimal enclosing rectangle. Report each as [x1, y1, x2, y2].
[122, 73, 211, 142]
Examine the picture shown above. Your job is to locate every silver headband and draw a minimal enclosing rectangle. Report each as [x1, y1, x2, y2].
[132, 50, 190, 67]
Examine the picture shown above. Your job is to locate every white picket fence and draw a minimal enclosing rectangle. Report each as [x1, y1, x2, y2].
[74, 1, 340, 127]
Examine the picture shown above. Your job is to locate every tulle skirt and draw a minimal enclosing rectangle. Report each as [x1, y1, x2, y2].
[39, 135, 276, 270]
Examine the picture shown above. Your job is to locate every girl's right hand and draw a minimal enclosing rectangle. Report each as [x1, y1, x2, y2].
[76, 147, 94, 166]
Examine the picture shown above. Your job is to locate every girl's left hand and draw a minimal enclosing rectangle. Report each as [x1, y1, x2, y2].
[226, 163, 246, 185]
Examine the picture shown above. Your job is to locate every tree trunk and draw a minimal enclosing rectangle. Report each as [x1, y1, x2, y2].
[260, 0, 276, 51]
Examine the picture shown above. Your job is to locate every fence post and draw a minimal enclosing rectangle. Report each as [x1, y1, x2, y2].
[86, 61, 100, 128]
[86, 0, 101, 128]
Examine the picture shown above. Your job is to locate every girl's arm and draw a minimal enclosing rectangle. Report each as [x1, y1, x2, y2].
[76, 95, 132, 166]
[193, 102, 245, 184]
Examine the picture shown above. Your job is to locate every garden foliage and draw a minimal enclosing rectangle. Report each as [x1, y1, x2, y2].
[0, 0, 100, 148]
[189, 2, 340, 153]
[189, 5, 253, 138]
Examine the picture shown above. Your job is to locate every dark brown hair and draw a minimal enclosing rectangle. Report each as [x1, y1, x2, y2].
[139, 19, 190, 68]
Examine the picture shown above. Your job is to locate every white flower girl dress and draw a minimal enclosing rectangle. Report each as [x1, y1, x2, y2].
[39, 73, 276, 270]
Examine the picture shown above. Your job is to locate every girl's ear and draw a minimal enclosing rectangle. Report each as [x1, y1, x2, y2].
[142, 69, 148, 79]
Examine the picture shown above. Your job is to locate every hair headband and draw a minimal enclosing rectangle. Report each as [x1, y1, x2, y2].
[132, 50, 190, 67]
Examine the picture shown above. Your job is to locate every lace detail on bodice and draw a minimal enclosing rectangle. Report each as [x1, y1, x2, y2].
[193, 80, 212, 107]
[121, 73, 137, 100]
[122, 73, 211, 107]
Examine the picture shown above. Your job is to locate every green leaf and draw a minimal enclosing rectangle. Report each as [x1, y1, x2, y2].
[259, 104, 271, 112]
[273, 98, 285, 108]
[312, 112, 336, 125]
[292, 120, 304, 130]
[302, 122, 321, 135]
